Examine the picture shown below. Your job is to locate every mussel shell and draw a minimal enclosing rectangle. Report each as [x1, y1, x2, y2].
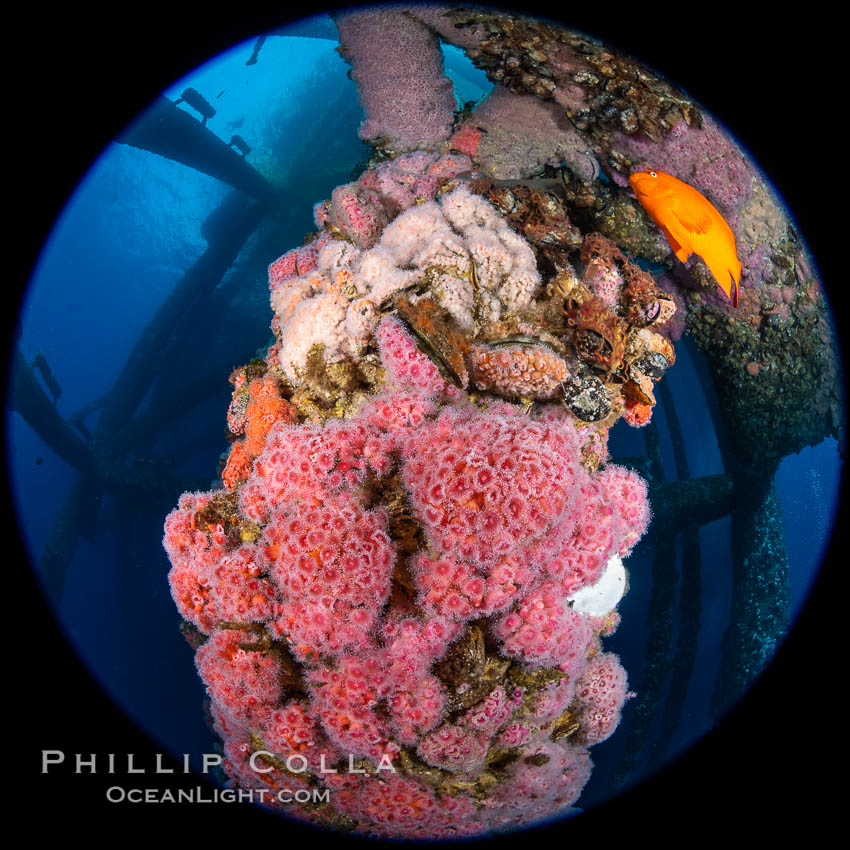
[395, 297, 469, 389]
[576, 328, 613, 362]
[562, 374, 612, 422]
[456, 170, 494, 196]
[398, 316, 464, 388]
[648, 297, 676, 327]
[378, 279, 430, 314]
[632, 352, 671, 379]
[488, 335, 549, 349]
[644, 301, 661, 323]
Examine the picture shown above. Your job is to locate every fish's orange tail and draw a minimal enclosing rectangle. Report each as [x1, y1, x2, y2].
[701, 252, 740, 307]
[731, 257, 741, 307]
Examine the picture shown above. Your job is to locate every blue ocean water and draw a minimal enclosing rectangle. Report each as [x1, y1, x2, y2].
[8, 12, 844, 828]
[11, 23, 496, 777]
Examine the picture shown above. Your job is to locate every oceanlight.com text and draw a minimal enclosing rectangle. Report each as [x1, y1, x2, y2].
[105, 786, 330, 804]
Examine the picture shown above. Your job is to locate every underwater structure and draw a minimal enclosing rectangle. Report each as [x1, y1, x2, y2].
[159, 8, 842, 837]
[165, 162, 666, 832]
[12, 4, 842, 838]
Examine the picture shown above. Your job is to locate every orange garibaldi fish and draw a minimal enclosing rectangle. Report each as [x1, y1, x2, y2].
[629, 169, 742, 307]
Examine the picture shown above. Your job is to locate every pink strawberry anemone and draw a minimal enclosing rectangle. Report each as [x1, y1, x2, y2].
[165, 141, 657, 838]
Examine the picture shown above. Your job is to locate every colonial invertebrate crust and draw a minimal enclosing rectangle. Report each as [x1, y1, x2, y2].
[165, 32, 683, 833]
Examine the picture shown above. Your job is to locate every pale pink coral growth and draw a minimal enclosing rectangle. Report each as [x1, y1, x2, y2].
[597, 464, 651, 556]
[487, 741, 591, 828]
[418, 723, 489, 775]
[494, 580, 593, 670]
[239, 419, 392, 523]
[164, 288, 655, 836]
[375, 314, 455, 397]
[460, 685, 522, 736]
[261, 496, 395, 661]
[401, 406, 583, 566]
[166, 492, 275, 635]
[573, 652, 630, 745]
[195, 629, 282, 731]
[335, 8, 456, 152]
[260, 699, 344, 772]
[584, 256, 624, 307]
[330, 182, 388, 249]
[307, 654, 398, 763]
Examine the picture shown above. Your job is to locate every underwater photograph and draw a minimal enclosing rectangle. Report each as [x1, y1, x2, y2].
[11, 2, 844, 840]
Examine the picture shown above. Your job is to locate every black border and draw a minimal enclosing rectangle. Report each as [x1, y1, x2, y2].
[11, 2, 844, 841]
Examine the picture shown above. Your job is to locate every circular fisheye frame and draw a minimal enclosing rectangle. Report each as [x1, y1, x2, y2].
[12, 5, 843, 838]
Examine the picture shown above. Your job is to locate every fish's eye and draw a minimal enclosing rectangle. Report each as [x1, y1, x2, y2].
[649, 171, 657, 178]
